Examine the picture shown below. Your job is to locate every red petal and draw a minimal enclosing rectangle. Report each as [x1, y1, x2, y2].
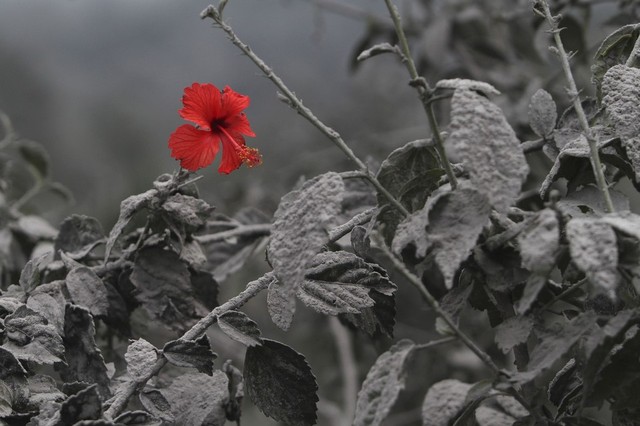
[221, 86, 250, 117]
[225, 113, 256, 137]
[168, 124, 220, 171]
[218, 132, 245, 174]
[179, 83, 221, 130]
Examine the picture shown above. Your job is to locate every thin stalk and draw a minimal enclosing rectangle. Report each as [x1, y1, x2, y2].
[200, 5, 409, 217]
[382, 0, 458, 190]
[329, 316, 358, 424]
[194, 223, 272, 244]
[537, 0, 614, 213]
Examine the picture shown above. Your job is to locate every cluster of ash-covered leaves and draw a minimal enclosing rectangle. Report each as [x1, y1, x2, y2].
[359, 52, 640, 422]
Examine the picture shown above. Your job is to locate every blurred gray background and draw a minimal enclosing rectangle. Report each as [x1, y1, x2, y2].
[0, 0, 420, 226]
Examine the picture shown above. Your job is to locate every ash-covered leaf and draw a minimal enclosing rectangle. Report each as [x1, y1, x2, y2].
[163, 335, 216, 375]
[2, 305, 64, 365]
[14, 215, 58, 243]
[435, 78, 500, 96]
[517, 208, 559, 274]
[354, 339, 415, 426]
[179, 240, 207, 269]
[217, 310, 262, 347]
[601, 211, 640, 241]
[580, 310, 639, 406]
[267, 276, 296, 331]
[267, 172, 345, 325]
[244, 339, 318, 426]
[421, 379, 472, 426]
[528, 88, 557, 138]
[340, 290, 395, 338]
[602, 64, 640, 182]
[130, 246, 206, 331]
[113, 410, 160, 426]
[161, 193, 214, 231]
[475, 405, 517, 426]
[540, 135, 619, 198]
[223, 360, 244, 423]
[58, 384, 102, 424]
[516, 274, 548, 315]
[376, 139, 441, 243]
[592, 24, 640, 98]
[586, 325, 640, 408]
[449, 89, 528, 211]
[566, 218, 619, 299]
[65, 267, 109, 317]
[558, 185, 630, 217]
[0, 381, 12, 417]
[494, 315, 534, 354]
[54, 214, 104, 257]
[351, 225, 371, 258]
[548, 359, 580, 409]
[159, 372, 228, 426]
[357, 42, 399, 62]
[513, 311, 598, 384]
[58, 305, 110, 398]
[297, 251, 395, 316]
[27, 375, 65, 409]
[104, 189, 156, 262]
[18, 253, 50, 294]
[0, 347, 27, 378]
[125, 339, 158, 382]
[27, 283, 66, 335]
[393, 186, 491, 289]
[202, 209, 270, 282]
[139, 390, 173, 424]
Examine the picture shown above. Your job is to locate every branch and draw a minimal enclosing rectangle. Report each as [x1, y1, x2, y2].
[382, 0, 458, 190]
[536, 0, 614, 213]
[103, 273, 273, 419]
[327, 207, 375, 242]
[328, 316, 358, 425]
[194, 223, 272, 244]
[200, 5, 409, 217]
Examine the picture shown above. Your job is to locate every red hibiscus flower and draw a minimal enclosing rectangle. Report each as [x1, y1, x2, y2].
[168, 83, 261, 174]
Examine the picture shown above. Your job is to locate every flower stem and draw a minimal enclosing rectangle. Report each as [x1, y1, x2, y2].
[200, 5, 409, 217]
[537, 0, 614, 213]
[382, 0, 458, 190]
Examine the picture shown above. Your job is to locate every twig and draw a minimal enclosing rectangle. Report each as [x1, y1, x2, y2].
[521, 138, 545, 154]
[104, 273, 273, 419]
[200, 5, 409, 218]
[382, 0, 458, 190]
[536, 0, 614, 213]
[194, 223, 272, 244]
[328, 316, 358, 425]
[327, 207, 375, 242]
[541, 278, 588, 312]
[415, 336, 457, 350]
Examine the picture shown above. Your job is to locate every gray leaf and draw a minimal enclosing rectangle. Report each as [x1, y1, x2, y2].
[517, 208, 559, 274]
[602, 64, 640, 181]
[449, 89, 528, 211]
[160, 372, 229, 426]
[558, 185, 630, 217]
[528, 89, 557, 138]
[566, 218, 619, 299]
[54, 214, 104, 257]
[513, 312, 597, 384]
[161, 193, 214, 230]
[297, 251, 396, 316]
[421, 379, 471, 426]
[125, 338, 158, 382]
[266, 276, 295, 331]
[267, 172, 344, 326]
[104, 189, 156, 262]
[435, 78, 500, 96]
[354, 339, 415, 426]
[244, 339, 318, 426]
[58, 305, 111, 398]
[475, 406, 517, 426]
[2, 305, 64, 365]
[393, 186, 491, 289]
[65, 267, 109, 317]
[601, 211, 640, 240]
[217, 310, 262, 347]
[163, 335, 217, 375]
[494, 315, 535, 354]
